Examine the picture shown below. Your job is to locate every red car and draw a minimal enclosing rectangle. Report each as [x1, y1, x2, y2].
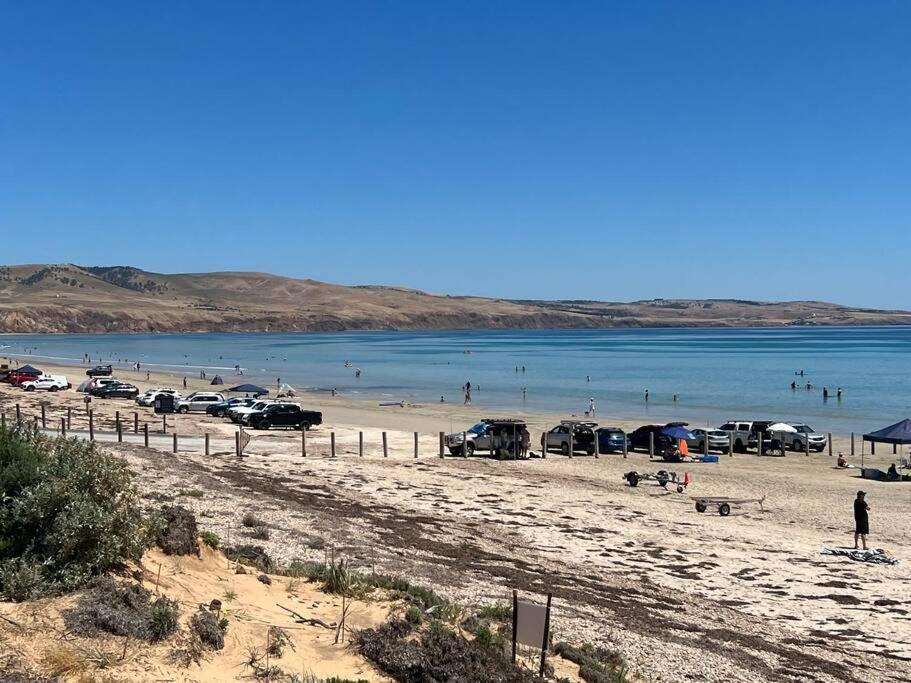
[8, 369, 41, 386]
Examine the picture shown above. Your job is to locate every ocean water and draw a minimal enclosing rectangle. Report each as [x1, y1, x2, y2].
[1, 327, 909, 433]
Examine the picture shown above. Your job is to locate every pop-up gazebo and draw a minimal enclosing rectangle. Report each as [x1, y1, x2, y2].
[228, 383, 269, 397]
[863, 418, 911, 455]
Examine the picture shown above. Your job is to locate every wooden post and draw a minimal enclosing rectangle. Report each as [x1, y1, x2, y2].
[649, 431, 654, 458]
[117, 418, 123, 443]
[541, 430, 547, 459]
[851, 432, 855, 455]
[172, 433, 178, 453]
[115, 410, 120, 436]
[828, 433, 833, 457]
[382, 431, 388, 458]
[15, 403, 21, 424]
[758, 433, 763, 456]
[235, 431, 240, 457]
[67, 406, 71, 429]
[511, 590, 519, 663]
[894, 443, 898, 455]
[205, 433, 210, 456]
[729, 432, 734, 457]
[301, 428, 307, 457]
[89, 410, 94, 441]
[568, 428, 574, 459]
[414, 431, 418, 458]
[144, 423, 149, 447]
[622, 431, 627, 459]
[805, 434, 810, 456]
[162, 414, 167, 434]
[41, 404, 46, 428]
[360, 431, 364, 458]
[703, 434, 709, 456]
[331, 431, 336, 457]
[540, 593, 553, 678]
[462, 431, 467, 458]
[439, 431, 444, 458]
[61, 416, 66, 437]
[1, 411, 5, 429]
[133, 412, 138, 433]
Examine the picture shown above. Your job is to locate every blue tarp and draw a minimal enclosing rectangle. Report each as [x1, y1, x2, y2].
[863, 419, 911, 445]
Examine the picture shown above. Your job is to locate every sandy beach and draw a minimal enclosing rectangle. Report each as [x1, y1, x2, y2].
[1, 357, 909, 682]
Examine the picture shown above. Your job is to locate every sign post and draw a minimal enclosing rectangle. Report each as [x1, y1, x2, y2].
[512, 589, 553, 678]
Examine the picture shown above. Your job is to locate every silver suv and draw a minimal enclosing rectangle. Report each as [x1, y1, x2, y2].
[176, 392, 225, 413]
[786, 424, 827, 452]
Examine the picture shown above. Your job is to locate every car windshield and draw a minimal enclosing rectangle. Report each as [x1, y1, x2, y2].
[794, 425, 812, 433]
[467, 423, 486, 434]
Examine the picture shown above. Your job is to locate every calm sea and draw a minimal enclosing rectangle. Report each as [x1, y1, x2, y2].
[1, 327, 909, 433]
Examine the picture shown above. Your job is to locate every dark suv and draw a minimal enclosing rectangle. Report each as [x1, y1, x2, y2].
[248, 404, 323, 430]
[87, 365, 113, 377]
[93, 382, 139, 399]
[627, 425, 673, 453]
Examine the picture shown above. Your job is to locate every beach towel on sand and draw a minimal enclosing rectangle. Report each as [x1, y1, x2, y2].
[820, 548, 898, 565]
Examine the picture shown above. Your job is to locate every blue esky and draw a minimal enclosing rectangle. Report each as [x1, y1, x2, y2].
[1, 1, 909, 308]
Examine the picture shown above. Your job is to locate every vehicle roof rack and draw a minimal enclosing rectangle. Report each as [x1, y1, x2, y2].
[481, 418, 527, 424]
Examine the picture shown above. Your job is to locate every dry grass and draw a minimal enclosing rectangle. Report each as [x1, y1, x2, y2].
[42, 643, 87, 676]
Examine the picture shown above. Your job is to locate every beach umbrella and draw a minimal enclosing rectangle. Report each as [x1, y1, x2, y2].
[661, 425, 695, 440]
[767, 423, 797, 433]
[228, 383, 269, 396]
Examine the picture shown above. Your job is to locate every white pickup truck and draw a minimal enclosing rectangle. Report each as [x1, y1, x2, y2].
[21, 375, 70, 392]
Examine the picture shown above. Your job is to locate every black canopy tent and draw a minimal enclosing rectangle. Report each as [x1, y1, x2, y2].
[228, 383, 269, 396]
[16, 364, 42, 374]
[863, 419, 911, 455]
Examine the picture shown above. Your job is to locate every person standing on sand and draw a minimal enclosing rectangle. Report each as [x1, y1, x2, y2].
[645, 389, 649, 402]
[182, 377, 187, 389]
[520, 426, 530, 457]
[854, 491, 869, 550]
[588, 397, 595, 416]
[146, 370, 150, 381]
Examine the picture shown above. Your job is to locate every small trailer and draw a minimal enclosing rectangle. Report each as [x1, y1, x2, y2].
[623, 470, 690, 493]
[692, 495, 766, 516]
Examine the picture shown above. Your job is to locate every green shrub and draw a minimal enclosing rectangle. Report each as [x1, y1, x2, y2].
[0, 426, 149, 599]
[477, 602, 512, 622]
[190, 609, 227, 650]
[404, 605, 423, 625]
[66, 576, 179, 642]
[200, 531, 221, 549]
[155, 505, 200, 556]
[553, 642, 628, 683]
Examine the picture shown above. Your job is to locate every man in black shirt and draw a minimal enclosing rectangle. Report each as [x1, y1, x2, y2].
[854, 491, 869, 550]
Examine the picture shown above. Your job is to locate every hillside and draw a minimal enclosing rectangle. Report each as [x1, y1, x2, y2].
[0, 263, 908, 333]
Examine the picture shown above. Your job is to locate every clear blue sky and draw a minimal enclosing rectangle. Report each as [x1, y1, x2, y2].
[2, 2, 909, 308]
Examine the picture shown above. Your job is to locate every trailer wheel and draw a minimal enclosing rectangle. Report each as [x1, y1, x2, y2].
[656, 470, 669, 487]
[695, 501, 707, 513]
[676, 485, 684, 494]
[625, 472, 639, 487]
[718, 503, 731, 516]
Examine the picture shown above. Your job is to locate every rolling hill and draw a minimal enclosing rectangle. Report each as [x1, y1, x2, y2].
[0, 263, 908, 333]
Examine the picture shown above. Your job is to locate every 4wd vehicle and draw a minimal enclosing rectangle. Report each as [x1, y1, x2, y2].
[7, 368, 41, 386]
[627, 425, 673, 453]
[687, 428, 730, 453]
[241, 401, 297, 426]
[229, 399, 276, 423]
[94, 383, 140, 399]
[785, 424, 827, 452]
[20, 375, 70, 392]
[175, 392, 225, 414]
[543, 421, 597, 456]
[248, 404, 323, 430]
[717, 420, 765, 453]
[597, 427, 627, 454]
[444, 419, 527, 457]
[207, 397, 255, 417]
[136, 388, 180, 407]
[86, 365, 113, 377]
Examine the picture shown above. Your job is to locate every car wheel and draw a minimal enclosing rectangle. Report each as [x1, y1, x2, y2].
[734, 439, 745, 453]
[178, 406, 189, 414]
[586, 445, 595, 456]
[49, 386, 58, 392]
[560, 442, 570, 456]
[449, 448, 461, 456]
[301, 421, 311, 431]
[25, 386, 34, 392]
[216, 409, 226, 417]
[793, 440, 802, 451]
[465, 443, 475, 456]
[259, 421, 270, 430]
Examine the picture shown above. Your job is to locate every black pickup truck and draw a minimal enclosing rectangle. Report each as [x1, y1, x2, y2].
[86, 365, 114, 377]
[248, 404, 323, 431]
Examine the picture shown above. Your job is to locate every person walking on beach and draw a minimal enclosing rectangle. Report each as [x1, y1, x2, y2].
[182, 377, 187, 389]
[146, 370, 150, 381]
[520, 426, 530, 458]
[823, 387, 829, 401]
[854, 491, 869, 550]
[521, 387, 527, 401]
[837, 387, 843, 400]
[791, 381, 797, 390]
[588, 397, 595, 416]
[464, 387, 472, 405]
[645, 389, 649, 402]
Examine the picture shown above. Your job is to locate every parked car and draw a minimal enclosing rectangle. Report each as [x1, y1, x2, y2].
[444, 419, 527, 457]
[627, 425, 673, 453]
[717, 420, 763, 453]
[596, 427, 627, 454]
[687, 428, 730, 453]
[86, 365, 113, 377]
[248, 404, 323, 430]
[94, 383, 140, 399]
[207, 397, 255, 417]
[175, 392, 225, 413]
[543, 421, 597, 456]
[20, 375, 70, 392]
[229, 399, 277, 423]
[785, 424, 827, 452]
[240, 401, 298, 426]
[136, 388, 180, 407]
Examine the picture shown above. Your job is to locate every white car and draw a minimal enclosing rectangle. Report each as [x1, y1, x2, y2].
[229, 399, 279, 423]
[136, 388, 181, 406]
[175, 392, 225, 413]
[21, 375, 69, 392]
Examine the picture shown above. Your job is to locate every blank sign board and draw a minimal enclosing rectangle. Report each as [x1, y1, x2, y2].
[515, 599, 548, 648]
